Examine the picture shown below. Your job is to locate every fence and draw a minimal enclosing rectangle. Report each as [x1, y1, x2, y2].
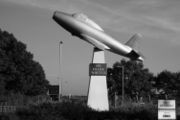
[0, 106, 16, 113]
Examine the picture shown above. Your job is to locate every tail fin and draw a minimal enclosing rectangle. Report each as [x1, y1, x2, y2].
[125, 33, 142, 49]
[126, 33, 145, 61]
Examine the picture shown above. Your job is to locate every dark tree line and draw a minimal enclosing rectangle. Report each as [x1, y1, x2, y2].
[107, 59, 180, 102]
[154, 70, 180, 99]
[0, 29, 49, 96]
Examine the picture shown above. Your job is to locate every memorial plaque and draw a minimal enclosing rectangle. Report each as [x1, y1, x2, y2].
[89, 63, 107, 76]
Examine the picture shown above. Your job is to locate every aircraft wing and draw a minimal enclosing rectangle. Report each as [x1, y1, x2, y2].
[80, 34, 110, 50]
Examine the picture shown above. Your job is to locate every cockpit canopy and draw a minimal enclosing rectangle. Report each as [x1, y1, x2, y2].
[72, 13, 104, 32]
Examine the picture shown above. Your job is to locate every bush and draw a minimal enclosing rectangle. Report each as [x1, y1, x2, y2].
[0, 114, 19, 120]
[112, 102, 157, 120]
[16, 102, 159, 120]
[0, 115, 10, 120]
[16, 101, 91, 120]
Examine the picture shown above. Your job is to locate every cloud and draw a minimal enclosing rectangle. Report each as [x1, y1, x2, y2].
[145, 16, 180, 32]
[90, 0, 180, 45]
[3, 0, 180, 45]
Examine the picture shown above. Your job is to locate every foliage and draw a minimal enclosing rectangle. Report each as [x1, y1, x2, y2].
[0, 29, 49, 96]
[155, 70, 180, 98]
[16, 101, 158, 120]
[177, 72, 180, 98]
[2, 101, 180, 120]
[0, 114, 19, 120]
[16, 102, 90, 120]
[0, 93, 51, 106]
[107, 59, 153, 102]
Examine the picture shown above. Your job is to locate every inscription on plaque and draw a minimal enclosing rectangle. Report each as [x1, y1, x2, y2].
[89, 63, 107, 76]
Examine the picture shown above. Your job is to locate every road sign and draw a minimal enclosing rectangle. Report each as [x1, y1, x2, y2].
[158, 110, 176, 120]
[158, 100, 176, 120]
[48, 85, 59, 95]
[158, 100, 176, 109]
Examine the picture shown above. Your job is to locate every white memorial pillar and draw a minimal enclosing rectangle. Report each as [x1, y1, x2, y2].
[87, 48, 109, 111]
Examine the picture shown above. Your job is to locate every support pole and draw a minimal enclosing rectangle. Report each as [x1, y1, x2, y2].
[59, 41, 63, 102]
[122, 66, 124, 105]
[87, 48, 109, 111]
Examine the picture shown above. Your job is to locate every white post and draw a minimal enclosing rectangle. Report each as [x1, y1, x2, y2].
[87, 48, 109, 111]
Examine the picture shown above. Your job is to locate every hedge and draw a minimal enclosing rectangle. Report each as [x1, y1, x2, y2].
[1, 101, 179, 120]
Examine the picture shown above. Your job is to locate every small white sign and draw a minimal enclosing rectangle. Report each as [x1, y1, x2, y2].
[158, 100, 176, 109]
[158, 110, 176, 119]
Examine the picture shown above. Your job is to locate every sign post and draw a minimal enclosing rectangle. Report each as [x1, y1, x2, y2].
[158, 100, 176, 120]
[48, 85, 59, 101]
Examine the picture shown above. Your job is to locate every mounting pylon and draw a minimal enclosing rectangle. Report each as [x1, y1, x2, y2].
[87, 48, 109, 111]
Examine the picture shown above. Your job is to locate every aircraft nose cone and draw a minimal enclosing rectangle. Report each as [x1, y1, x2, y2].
[53, 11, 58, 18]
[53, 11, 71, 19]
[53, 11, 62, 21]
[53, 11, 72, 25]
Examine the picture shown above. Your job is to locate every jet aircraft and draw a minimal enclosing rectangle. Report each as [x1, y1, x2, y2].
[53, 11, 144, 61]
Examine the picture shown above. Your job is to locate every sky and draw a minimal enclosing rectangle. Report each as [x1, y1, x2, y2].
[0, 0, 180, 95]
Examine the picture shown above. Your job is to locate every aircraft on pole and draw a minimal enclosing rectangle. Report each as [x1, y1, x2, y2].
[53, 11, 144, 61]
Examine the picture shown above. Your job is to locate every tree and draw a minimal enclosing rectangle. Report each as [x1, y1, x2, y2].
[0, 29, 49, 96]
[176, 72, 180, 98]
[107, 59, 153, 102]
[155, 70, 179, 98]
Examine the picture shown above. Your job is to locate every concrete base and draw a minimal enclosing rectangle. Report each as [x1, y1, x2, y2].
[87, 48, 109, 111]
